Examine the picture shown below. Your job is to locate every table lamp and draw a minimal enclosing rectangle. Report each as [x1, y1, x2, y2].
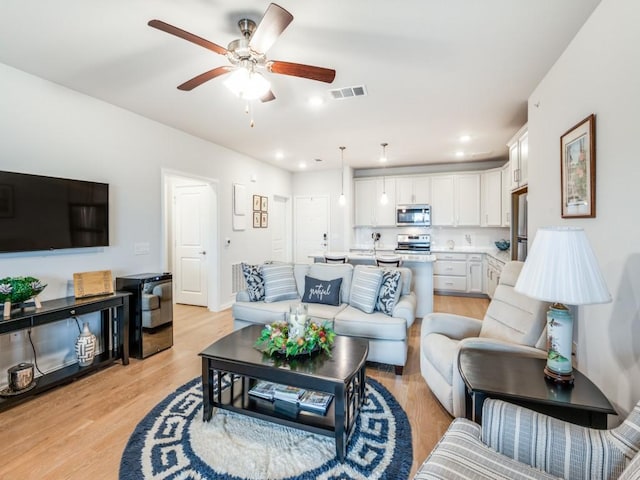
[514, 226, 611, 384]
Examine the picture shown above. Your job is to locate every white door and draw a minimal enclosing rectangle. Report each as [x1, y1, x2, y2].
[271, 195, 289, 262]
[294, 196, 329, 263]
[174, 184, 209, 306]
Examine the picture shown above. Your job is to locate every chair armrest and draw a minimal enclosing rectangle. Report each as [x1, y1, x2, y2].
[458, 337, 547, 357]
[482, 399, 631, 480]
[421, 313, 482, 340]
[236, 290, 251, 302]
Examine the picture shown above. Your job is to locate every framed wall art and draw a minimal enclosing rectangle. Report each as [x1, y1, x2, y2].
[253, 195, 261, 211]
[561, 114, 596, 218]
[261, 196, 268, 212]
[261, 212, 268, 228]
[253, 211, 261, 228]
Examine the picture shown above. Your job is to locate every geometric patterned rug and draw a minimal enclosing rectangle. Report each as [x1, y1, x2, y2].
[119, 376, 412, 479]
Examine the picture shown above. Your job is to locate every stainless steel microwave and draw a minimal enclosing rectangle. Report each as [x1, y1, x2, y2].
[396, 204, 431, 226]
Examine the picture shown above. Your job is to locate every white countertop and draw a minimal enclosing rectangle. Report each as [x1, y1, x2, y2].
[310, 252, 436, 263]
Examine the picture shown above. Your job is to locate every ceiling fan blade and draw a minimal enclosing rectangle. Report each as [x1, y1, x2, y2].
[177, 66, 234, 91]
[148, 19, 228, 56]
[267, 61, 336, 83]
[261, 90, 276, 103]
[248, 3, 293, 54]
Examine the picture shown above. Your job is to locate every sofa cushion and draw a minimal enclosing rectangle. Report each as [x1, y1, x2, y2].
[376, 269, 402, 315]
[262, 264, 299, 303]
[241, 263, 264, 301]
[232, 300, 289, 324]
[301, 275, 342, 306]
[307, 263, 353, 303]
[349, 266, 384, 314]
[334, 305, 407, 341]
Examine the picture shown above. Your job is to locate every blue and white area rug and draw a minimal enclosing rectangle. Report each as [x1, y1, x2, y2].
[120, 376, 412, 479]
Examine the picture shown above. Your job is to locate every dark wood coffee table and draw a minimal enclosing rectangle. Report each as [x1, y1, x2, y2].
[458, 348, 616, 428]
[199, 324, 368, 461]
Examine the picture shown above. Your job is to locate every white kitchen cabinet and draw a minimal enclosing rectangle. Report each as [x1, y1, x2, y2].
[431, 174, 481, 227]
[467, 253, 484, 294]
[486, 254, 506, 298]
[431, 175, 455, 226]
[481, 169, 502, 227]
[396, 175, 431, 204]
[501, 163, 511, 227]
[434, 252, 467, 292]
[508, 124, 528, 190]
[354, 177, 396, 226]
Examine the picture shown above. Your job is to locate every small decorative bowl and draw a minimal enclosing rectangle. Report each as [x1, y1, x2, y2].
[495, 240, 510, 251]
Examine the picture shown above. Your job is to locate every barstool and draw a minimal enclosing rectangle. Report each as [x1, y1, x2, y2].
[325, 254, 348, 264]
[375, 255, 402, 267]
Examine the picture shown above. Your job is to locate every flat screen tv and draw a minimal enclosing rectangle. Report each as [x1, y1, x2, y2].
[0, 170, 109, 253]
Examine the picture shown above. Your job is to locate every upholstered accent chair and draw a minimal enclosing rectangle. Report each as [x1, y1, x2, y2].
[420, 261, 549, 417]
[414, 398, 640, 480]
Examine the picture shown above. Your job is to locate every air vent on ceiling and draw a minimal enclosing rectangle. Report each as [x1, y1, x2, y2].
[329, 85, 367, 100]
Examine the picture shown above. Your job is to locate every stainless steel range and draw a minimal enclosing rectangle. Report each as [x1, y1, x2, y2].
[395, 234, 431, 253]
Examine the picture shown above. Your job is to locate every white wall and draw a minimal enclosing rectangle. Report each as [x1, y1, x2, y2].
[0, 63, 291, 382]
[528, 0, 640, 416]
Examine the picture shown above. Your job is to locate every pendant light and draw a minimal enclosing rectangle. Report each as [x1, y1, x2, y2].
[380, 143, 389, 205]
[338, 146, 346, 206]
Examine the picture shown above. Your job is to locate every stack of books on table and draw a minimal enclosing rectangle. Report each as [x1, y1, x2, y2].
[248, 381, 333, 415]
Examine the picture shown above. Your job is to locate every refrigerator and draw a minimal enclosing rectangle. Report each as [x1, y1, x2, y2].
[515, 192, 528, 261]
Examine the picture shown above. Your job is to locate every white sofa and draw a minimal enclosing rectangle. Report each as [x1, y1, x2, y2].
[232, 263, 417, 374]
[420, 261, 549, 417]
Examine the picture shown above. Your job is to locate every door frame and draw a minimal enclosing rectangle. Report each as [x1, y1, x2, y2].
[161, 169, 220, 312]
[272, 194, 293, 262]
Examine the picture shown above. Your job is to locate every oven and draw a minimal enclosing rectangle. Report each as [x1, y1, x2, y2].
[395, 233, 431, 253]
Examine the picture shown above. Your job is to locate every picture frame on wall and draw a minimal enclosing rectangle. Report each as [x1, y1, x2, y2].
[261, 212, 268, 228]
[253, 195, 261, 211]
[261, 196, 268, 212]
[561, 114, 596, 218]
[253, 211, 261, 228]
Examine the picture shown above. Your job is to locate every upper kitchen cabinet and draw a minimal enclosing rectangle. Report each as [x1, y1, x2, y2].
[354, 177, 396, 226]
[501, 162, 511, 227]
[395, 175, 431, 205]
[431, 173, 481, 226]
[481, 169, 502, 227]
[508, 124, 528, 190]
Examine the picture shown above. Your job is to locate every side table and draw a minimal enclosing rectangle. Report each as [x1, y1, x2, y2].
[458, 348, 616, 428]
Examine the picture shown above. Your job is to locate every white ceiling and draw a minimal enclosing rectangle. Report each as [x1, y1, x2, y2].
[0, 0, 601, 172]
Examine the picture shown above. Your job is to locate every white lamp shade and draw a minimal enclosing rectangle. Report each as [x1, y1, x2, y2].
[515, 226, 611, 305]
[223, 68, 270, 100]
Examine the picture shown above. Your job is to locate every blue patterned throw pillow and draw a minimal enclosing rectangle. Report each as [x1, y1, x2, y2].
[376, 270, 402, 315]
[241, 263, 264, 302]
[302, 276, 342, 306]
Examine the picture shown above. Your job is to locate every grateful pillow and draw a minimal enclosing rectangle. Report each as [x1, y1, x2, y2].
[349, 267, 384, 314]
[241, 263, 264, 301]
[376, 270, 402, 315]
[302, 276, 342, 306]
[262, 264, 299, 303]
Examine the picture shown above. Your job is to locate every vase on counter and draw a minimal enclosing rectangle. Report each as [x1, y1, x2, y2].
[75, 322, 97, 367]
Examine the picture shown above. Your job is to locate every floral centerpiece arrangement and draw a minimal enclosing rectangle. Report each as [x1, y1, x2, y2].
[0, 277, 46, 304]
[255, 321, 336, 358]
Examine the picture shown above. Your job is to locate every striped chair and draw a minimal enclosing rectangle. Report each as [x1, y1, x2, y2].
[414, 398, 640, 480]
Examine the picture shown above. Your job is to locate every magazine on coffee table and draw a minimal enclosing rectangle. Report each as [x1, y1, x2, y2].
[298, 390, 333, 414]
[248, 380, 278, 400]
[273, 384, 306, 402]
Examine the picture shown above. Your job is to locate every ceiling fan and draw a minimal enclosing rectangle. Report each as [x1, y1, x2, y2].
[148, 3, 336, 102]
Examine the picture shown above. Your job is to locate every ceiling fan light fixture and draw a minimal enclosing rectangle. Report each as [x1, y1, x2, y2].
[223, 68, 271, 100]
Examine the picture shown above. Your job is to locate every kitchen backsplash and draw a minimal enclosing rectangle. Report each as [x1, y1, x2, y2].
[352, 226, 509, 251]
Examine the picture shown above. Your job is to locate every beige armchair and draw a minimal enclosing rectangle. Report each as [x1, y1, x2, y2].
[420, 261, 549, 417]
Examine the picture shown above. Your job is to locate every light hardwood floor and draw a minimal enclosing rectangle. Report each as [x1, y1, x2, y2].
[0, 295, 488, 479]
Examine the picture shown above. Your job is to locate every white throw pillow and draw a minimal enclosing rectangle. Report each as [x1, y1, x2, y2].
[262, 264, 299, 303]
[349, 267, 384, 314]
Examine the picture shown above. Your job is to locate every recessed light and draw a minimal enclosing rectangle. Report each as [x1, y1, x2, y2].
[459, 135, 471, 143]
[275, 150, 284, 160]
[455, 151, 465, 158]
[308, 96, 324, 107]
[299, 162, 307, 169]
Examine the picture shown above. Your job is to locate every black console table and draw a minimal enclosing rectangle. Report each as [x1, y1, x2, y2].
[0, 292, 130, 411]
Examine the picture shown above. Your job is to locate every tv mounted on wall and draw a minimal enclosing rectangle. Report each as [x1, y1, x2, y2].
[0, 170, 109, 253]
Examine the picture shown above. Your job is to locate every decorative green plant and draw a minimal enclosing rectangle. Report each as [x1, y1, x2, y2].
[0, 277, 47, 304]
[255, 321, 336, 357]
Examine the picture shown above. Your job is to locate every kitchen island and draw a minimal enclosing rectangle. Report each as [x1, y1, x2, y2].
[310, 251, 435, 318]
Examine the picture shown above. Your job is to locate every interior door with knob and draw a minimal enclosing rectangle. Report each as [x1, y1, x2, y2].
[174, 183, 209, 306]
[294, 195, 329, 263]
